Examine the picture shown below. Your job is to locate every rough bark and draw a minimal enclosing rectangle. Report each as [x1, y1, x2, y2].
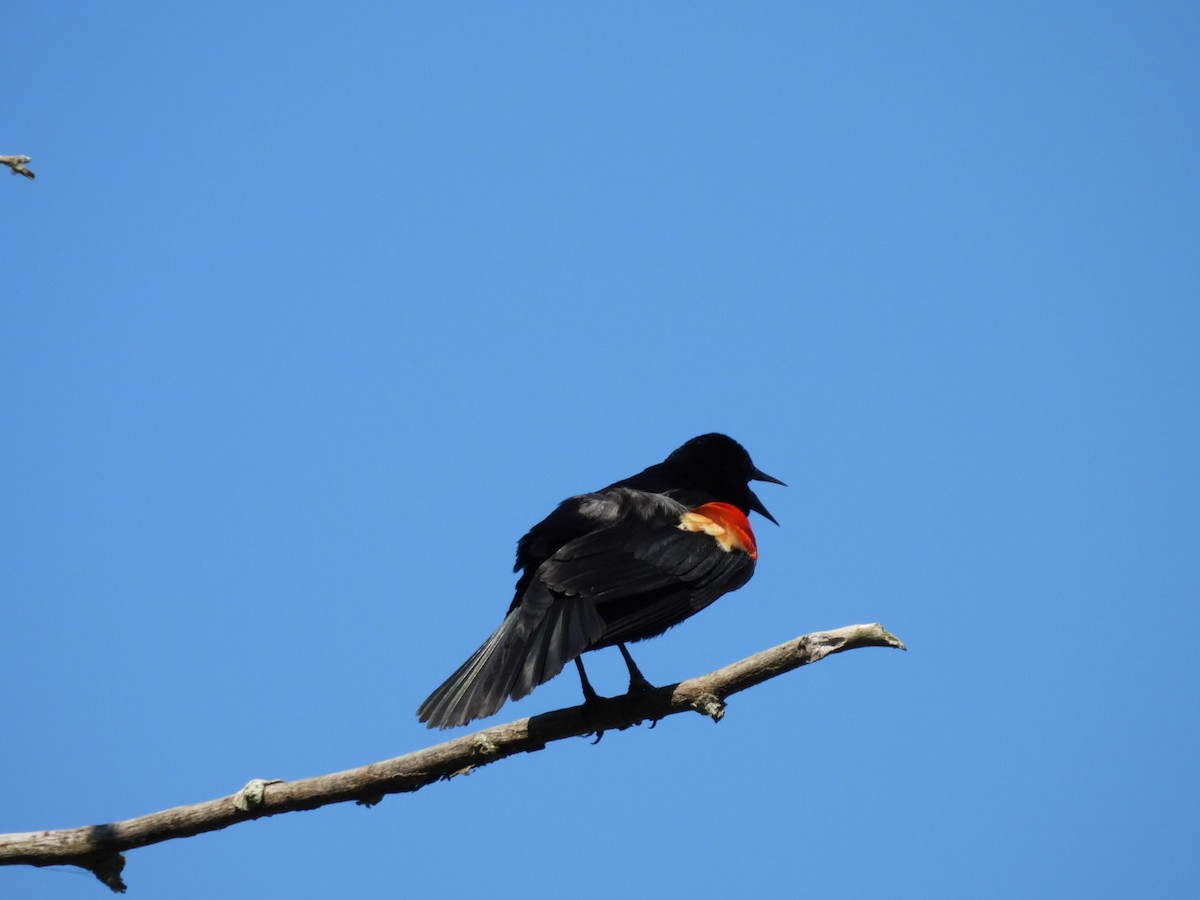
[0, 622, 905, 892]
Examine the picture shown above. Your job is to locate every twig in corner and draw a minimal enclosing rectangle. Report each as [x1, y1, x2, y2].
[0, 155, 35, 179]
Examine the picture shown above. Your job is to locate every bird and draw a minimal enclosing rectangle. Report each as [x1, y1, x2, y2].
[416, 433, 784, 729]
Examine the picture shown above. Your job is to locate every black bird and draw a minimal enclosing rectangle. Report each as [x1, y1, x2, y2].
[417, 433, 784, 729]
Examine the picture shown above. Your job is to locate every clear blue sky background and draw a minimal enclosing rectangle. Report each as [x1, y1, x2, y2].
[3, 3, 1197, 898]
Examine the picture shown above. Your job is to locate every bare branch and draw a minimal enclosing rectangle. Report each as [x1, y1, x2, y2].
[0, 622, 904, 892]
[0, 155, 35, 179]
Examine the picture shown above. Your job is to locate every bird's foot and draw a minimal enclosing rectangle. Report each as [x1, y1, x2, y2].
[579, 694, 608, 743]
[617, 643, 657, 696]
[576, 661, 609, 743]
[625, 672, 657, 695]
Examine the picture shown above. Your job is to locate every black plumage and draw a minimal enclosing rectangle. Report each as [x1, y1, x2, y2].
[417, 434, 783, 729]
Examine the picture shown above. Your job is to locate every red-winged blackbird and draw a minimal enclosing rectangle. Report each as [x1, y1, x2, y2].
[417, 433, 783, 729]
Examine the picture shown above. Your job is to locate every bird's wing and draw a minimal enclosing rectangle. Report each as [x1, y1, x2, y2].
[536, 521, 755, 646]
[419, 499, 757, 728]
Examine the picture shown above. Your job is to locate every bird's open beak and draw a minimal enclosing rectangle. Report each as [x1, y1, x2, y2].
[753, 467, 786, 487]
[747, 468, 786, 525]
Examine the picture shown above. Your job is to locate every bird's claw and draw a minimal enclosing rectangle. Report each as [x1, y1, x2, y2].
[626, 675, 656, 695]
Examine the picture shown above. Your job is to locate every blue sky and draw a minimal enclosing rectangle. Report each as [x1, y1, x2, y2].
[3, 3, 1197, 897]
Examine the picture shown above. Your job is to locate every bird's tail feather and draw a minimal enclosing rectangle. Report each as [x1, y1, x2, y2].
[417, 587, 604, 729]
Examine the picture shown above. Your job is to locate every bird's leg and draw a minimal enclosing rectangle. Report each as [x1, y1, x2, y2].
[574, 657, 608, 744]
[574, 657, 602, 705]
[617, 643, 656, 694]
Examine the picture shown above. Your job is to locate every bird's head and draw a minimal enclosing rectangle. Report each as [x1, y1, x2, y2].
[665, 433, 786, 524]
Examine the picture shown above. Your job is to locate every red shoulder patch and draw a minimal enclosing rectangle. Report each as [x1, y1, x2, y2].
[677, 502, 758, 559]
